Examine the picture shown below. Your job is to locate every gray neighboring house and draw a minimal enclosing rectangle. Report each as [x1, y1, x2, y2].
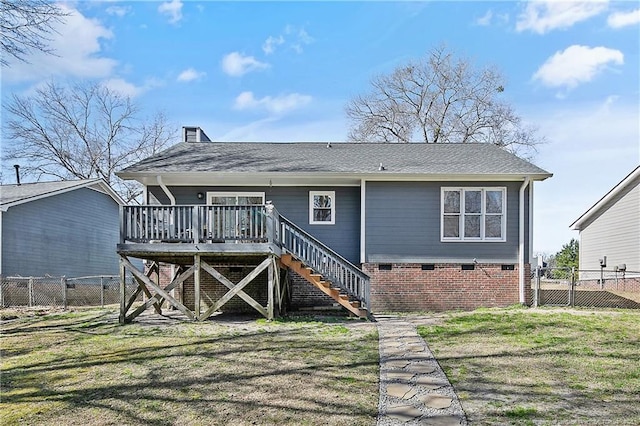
[0, 179, 124, 277]
[116, 129, 552, 313]
[571, 166, 640, 273]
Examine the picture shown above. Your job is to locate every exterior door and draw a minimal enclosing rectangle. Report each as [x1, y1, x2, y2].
[207, 192, 265, 239]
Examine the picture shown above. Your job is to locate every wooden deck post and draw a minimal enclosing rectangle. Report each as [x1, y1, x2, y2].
[194, 254, 201, 319]
[268, 255, 275, 320]
[119, 257, 126, 324]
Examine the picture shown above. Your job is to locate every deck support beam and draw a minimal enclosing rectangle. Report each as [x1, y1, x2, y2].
[199, 257, 272, 320]
[119, 258, 127, 324]
[119, 254, 195, 321]
[118, 253, 282, 323]
[268, 256, 274, 320]
[194, 254, 201, 319]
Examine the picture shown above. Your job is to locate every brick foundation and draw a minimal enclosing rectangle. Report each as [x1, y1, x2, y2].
[181, 265, 269, 313]
[288, 271, 337, 308]
[364, 262, 531, 312]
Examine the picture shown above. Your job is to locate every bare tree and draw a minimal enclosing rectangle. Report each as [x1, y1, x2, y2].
[4, 81, 177, 202]
[0, 0, 69, 66]
[346, 46, 542, 158]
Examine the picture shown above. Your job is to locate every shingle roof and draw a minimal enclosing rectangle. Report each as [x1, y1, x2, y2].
[118, 142, 551, 177]
[0, 179, 123, 210]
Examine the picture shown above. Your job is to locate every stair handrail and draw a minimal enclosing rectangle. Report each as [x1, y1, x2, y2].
[278, 212, 370, 310]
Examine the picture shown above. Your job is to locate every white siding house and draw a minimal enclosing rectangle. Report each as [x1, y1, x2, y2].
[570, 166, 640, 273]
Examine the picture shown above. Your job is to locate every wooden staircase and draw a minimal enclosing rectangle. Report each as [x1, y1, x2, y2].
[279, 253, 368, 318]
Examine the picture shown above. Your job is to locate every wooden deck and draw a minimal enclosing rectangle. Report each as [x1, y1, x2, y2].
[117, 204, 370, 322]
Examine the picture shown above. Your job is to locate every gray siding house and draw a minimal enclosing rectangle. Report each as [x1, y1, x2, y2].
[571, 166, 640, 273]
[115, 129, 551, 319]
[0, 179, 124, 277]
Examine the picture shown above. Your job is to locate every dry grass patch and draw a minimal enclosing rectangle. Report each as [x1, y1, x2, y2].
[1, 308, 379, 425]
[417, 307, 640, 426]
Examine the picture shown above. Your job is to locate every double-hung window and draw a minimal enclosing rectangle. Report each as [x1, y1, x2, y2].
[309, 191, 335, 225]
[441, 187, 506, 241]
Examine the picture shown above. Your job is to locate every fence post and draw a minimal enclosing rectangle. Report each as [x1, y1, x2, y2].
[570, 267, 576, 307]
[101, 276, 105, 308]
[28, 277, 34, 307]
[62, 277, 67, 309]
[533, 266, 540, 308]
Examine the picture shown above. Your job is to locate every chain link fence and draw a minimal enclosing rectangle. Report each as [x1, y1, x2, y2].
[532, 267, 640, 309]
[0, 275, 140, 308]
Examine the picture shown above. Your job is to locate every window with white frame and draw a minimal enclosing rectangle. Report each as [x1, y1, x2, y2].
[309, 191, 335, 225]
[441, 187, 506, 241]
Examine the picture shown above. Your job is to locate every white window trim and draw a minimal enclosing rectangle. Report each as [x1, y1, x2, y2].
[441, 187, 507, 242]
[206, 192, 265, 205]
[309, 190, 335, 225]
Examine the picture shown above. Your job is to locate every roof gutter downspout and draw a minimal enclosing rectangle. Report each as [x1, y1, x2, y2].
[157, 175, 176, 205]
[519, 177, 531, 304]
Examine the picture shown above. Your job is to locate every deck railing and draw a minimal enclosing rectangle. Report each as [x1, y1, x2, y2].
[120, 205, 272, 243]
[120, 204, 369, 310]
[279, 213, 370, 310]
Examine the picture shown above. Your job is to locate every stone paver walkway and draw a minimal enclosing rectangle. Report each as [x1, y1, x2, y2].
[376, 316, 467, 425]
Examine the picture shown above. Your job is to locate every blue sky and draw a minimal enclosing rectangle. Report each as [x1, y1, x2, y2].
[1, 0, 639, 255]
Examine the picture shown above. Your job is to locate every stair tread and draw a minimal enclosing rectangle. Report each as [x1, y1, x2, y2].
[279, 251, 368, 318]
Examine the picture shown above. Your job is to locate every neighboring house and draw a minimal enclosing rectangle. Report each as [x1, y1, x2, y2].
[115, 127, 551, 320]
[0, 179, 124, 277]
[570, 166, 640, 273]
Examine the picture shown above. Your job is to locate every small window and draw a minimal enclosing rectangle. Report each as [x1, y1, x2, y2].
[309, 191, 335, 225]
[501, 264, 515, 271]
[461, 264, 476, 271]
[378, 264, 392, 271]
[421, 264, 435, 271]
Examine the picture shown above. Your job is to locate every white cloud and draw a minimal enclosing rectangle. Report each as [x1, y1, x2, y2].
[2, 5, 116, 83]
[158, 0, 183, 24]
[533, 45, 623, 90]
[476, 10, 493, 26]
[106, 5, 131, 17]
[263, 25, 314, 56]
[221, 52, 269, 77]
[263, 35, 284, 55]
[218, 116, 347, 142]
[177, 68, 206, 82]
[516, 0, 608, 34]
[233, 91, 312, 114]
[290, 27, 314, 54]
[102, 77, 164, 98]
[607, 9, 640, 28]
[102, 78, 143, 97]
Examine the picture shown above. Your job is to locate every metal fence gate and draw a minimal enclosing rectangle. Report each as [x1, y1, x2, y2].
[532, 267, 640, 309]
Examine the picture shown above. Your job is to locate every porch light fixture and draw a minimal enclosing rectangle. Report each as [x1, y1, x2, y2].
[197, 192, 204, 200]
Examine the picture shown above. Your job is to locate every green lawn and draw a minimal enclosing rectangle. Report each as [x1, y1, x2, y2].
[417, 307, 640, 425]
[1, 309, 379, 426]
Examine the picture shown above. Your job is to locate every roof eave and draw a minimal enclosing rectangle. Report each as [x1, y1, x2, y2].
[117, 171, 553, 187]
[0, 179, 124, 211]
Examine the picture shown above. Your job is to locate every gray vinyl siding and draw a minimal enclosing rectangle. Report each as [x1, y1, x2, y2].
[148, 185, 361, 264]
[1, 188, 121, 277]
[579, 183, 640, 272]
[365, 181, 523, 263]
